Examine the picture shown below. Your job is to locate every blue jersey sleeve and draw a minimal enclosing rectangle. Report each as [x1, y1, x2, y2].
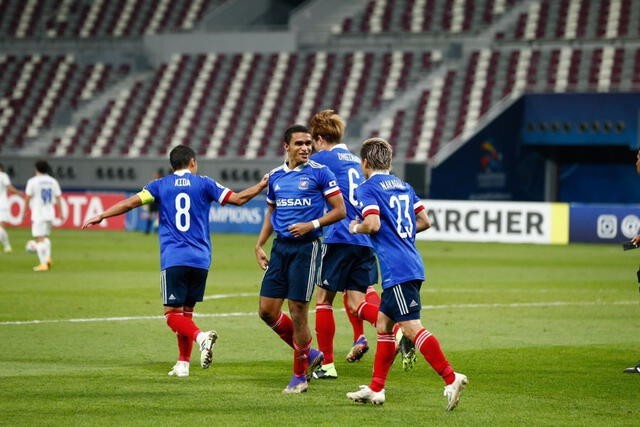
[202, 176, 232, 205]
[357, 182, 380, 218]
[408, 184, 425, 214]
[143, 178, 162, 201]
[319, 166, 340, 199]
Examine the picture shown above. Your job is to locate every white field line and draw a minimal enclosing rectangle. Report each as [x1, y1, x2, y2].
[0, 296, 637, 326]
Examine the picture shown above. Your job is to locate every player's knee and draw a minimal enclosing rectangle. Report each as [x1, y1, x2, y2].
[258, 308, 276, 324]
[346, 300, 361, 315]
[399, 322, 422, 341]
[164, 308, 183, 330]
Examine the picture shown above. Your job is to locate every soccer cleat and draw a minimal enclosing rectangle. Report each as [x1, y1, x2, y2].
[306, 348, 324, 381]
[168, 361, 189, 377]
[623, 363, 640, 374]
[346, 335, 369, 363]
[199, 331, 218, 369]
[346, 385, 385, 405]
[282, 374, 308, 394]
[312, 363, 338, 379]
[33, 264, 49, 272]
[443, 372, 468, 411]
[3, 245, 11, 253]
[398, 335, 417, 371]
[46, 257, 52, 269]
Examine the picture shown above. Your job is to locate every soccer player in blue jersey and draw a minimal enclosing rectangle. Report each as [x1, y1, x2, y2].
[308, 110, 381, 379]
[255, 124, 346, 394]
[345, 137, 468, 409]
[83, 145, 267, 377]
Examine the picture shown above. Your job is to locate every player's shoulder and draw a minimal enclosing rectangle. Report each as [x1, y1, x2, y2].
[191, 174, 228, 190]
[26, 174, 42, 185]
[268, 164, 286, 177]
[308, 159, 328, 169]
[311, 150, 332, 163]
[404, 180, 417, 193]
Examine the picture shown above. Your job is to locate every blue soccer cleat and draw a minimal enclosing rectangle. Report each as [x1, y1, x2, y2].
[306, 348, 324, 381]
[283, 374, 308, 394]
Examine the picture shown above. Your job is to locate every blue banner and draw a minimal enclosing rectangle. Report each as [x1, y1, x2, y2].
[522, 93, 640, 148]
[569, 203, 640, 243]
[430, 99, 546, 201]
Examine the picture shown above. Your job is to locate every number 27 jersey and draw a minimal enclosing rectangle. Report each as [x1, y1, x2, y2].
[356, 173, 426, 289]
[143, 170, 232, 270]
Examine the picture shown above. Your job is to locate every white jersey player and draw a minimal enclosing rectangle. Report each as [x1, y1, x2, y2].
[25, 160, 62, 271]
[0, 163, 22, 253]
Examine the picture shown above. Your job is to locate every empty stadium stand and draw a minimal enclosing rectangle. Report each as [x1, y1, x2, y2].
[0, 53, 130, 152]
[0, 0, 638, 170]
[334, 0, 519, 35]
[0, 0, 221, 38]
[499, 0, 640, 41]
[48, 49, 442, 158]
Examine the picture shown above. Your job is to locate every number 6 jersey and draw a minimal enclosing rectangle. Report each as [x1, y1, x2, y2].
[356, 172, 426, 289]
[140, 170, 232, 270]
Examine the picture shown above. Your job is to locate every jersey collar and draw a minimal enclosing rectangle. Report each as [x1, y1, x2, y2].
[329, 143, 348, 151]
[370, 170, 390, 177]
[283, 161, 308, 172]
[173, 169, 190, 176]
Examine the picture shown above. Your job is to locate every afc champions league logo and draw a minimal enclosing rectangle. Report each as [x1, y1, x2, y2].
[480, 141, 503, 173]
[476, 140, 506, 190]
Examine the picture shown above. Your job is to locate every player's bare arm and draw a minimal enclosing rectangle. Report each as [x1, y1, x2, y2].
[7, 183, 23, 197]
[415, 209, 431, 233]
[82, 194, 143, 229]
[255, 205, 274, 270]
[349, 212, 380, 235]
[287, 192, 346, 238]
[227, 173, 268, 206]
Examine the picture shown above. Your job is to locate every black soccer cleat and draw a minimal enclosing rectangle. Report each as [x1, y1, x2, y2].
[623, 362, 640, 374]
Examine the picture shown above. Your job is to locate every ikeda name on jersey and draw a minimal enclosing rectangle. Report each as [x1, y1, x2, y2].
[276, 197, 312, 207]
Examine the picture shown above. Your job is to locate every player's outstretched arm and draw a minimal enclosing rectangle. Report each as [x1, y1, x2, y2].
[7, 183, 24, 197]
[227, 173, 268, 206]
[82, 194, 143, 229]
[255, 205, 274, 270]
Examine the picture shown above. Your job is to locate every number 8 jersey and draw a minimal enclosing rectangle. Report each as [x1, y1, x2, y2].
[140, 170, 232, 270]
[356, 172, 426, 289]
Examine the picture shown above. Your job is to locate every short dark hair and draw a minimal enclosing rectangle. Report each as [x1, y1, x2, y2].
[35, 159, 50, 174]
[283, 124, 310, 145]
[169, 145, 196, 170]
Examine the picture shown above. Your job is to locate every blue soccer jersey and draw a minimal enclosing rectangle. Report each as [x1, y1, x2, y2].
[311, 144, 372, 247]
[356, 172, 426, 289]
[266, 160, 340, 240]
[142, 170, 232, 270]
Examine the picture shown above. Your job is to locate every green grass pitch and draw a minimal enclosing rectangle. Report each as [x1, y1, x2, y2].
[1, 228, 639, 426]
